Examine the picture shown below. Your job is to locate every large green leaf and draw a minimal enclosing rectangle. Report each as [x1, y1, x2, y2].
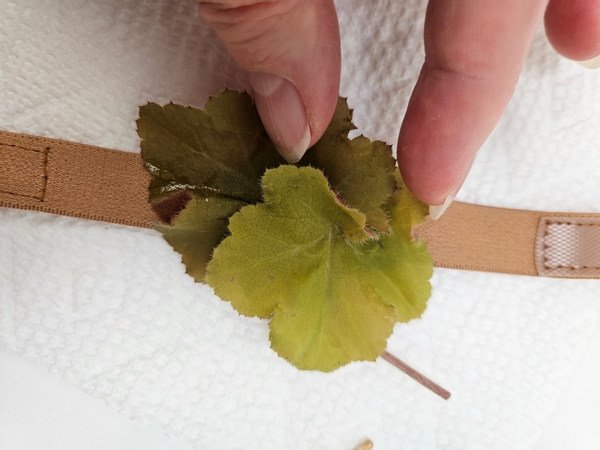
[205, 166, 431, 372]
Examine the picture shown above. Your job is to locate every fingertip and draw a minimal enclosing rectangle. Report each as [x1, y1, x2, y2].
[249, 72, 311, 162]
[397, 66, 483, 206]
[428, 192, 455, 220]
[198, 0, 341, 155]
[544, 0, 600, 62]
[400, 0, 547, 206]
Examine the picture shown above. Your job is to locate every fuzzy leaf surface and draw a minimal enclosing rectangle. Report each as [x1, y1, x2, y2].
[206, 166, 431, 372]
[299, 98, 397, 232]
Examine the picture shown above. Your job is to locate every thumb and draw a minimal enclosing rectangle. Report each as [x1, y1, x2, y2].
[199, 0, 341, 162]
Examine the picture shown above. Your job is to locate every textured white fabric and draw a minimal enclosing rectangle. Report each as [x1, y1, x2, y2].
[0, 346, 191, 450]
[1, 1, 600, 449]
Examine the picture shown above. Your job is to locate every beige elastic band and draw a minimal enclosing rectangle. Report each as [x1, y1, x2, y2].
[1, 130, 599, 279]
[415, 204, 600, 278]
[0, 130, 157, 228]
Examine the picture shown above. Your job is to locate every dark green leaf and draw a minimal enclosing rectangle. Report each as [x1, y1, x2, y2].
[137, 90, 285, 203]
[155, 194, 245, 282]
[298, 98, 396, 233]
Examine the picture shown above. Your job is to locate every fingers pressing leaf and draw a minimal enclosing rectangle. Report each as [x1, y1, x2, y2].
[139, 91, 433, 373]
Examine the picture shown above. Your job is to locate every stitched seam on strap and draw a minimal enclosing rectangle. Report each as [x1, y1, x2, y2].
[0, 143, 47, 200]
[40, 146, 49, 201]
[535, 216, 600, 278]
[542, 219, 600, 271]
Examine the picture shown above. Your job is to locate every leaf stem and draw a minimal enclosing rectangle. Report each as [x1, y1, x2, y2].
[381, 351, 451, 400]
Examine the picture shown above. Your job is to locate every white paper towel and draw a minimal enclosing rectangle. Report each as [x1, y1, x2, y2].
[1, 1, 600, 449]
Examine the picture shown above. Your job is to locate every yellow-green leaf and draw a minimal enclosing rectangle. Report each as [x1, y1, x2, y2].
[206, 166, 431, 372]
[389, 169, 429, 234]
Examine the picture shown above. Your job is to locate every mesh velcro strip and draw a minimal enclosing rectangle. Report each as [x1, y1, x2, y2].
[536, 217, 600, 278]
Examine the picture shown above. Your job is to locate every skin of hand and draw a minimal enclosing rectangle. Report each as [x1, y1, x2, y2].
[198, 0, 600, 214]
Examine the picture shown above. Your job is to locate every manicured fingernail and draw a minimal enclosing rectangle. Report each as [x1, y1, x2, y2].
[577, 55, 600, 69]
[429, 193, 454, 220]
[249, 72, 311, 163]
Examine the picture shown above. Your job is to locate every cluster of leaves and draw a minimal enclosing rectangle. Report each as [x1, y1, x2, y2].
[137, 91, 432, 372]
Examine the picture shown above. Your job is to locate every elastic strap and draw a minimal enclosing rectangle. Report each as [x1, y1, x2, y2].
[415, 204, 600, 278]
[0, 130, 156, 228]
[2, 130, 599, 279]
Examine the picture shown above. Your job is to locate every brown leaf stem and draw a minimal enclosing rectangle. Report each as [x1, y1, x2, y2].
[381, 351, 451, 400]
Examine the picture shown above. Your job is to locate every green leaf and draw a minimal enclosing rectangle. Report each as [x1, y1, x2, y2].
[138, 91, 285, 276]
[205, 166, 431, 372]
[139, 91, 433, 373]
[316, 96, 356, 141]
[299, 98, 397, 233]
[137, 90, 285, 203]
[359, 180, 432, 322]
[155, 195, 245, 282]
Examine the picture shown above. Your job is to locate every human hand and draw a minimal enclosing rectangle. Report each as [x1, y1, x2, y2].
[199, 0, 600, 215]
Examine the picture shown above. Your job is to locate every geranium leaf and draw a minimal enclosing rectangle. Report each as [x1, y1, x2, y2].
[139, 91, 433, 373]
[205, 166, 431, 372]
[316, 96, 356, 141]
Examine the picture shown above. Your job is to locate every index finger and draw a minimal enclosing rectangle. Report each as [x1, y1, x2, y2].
[397, 0, 549, 209]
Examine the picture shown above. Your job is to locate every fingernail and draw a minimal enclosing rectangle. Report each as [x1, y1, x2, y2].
[429, 193, 455, 221]
[577, 55, 600, 69]
[248, 72, 311, 163]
